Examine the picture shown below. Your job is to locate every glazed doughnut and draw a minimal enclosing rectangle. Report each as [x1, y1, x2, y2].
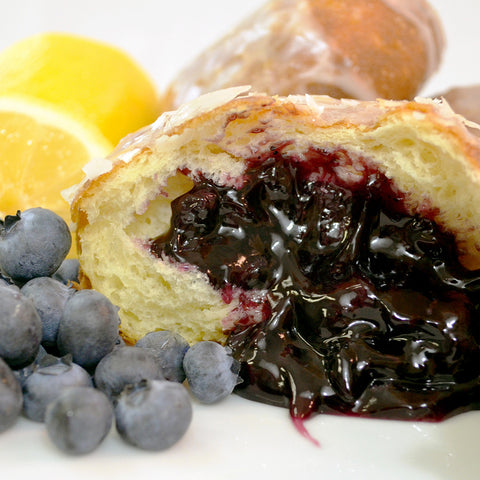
[162, 0, 445, 110]
[68, 87, 480, 348]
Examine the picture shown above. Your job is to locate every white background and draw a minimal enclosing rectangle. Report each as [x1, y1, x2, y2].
[1, 1, 480, 479]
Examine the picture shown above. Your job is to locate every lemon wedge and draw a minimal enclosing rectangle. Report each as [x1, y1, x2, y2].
[0, 32, 159, 146]
[0, 96, 113, 222]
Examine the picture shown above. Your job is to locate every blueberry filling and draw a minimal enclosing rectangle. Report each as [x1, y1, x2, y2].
[151, 150, 480, 421]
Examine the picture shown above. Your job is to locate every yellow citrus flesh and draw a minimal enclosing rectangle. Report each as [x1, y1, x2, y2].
[0, 32, 159, 146]
[0, 97, 113, 225]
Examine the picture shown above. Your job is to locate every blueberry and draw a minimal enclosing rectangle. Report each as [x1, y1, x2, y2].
[0, 208, 72, 282]
[135, 331, 189, 382]
[183, 341, 240, 404]
[21, 277, 73, 348]
[22, 354, 92, 422]
[52, 258, 80, 285]
[115, 379, 192, 451]
[56, 289, 120, 370]
[94, 346, 164, 400]
[45, 386, 113, 455]
[0, 357, 23, 433]
[0, 285, 42, 369]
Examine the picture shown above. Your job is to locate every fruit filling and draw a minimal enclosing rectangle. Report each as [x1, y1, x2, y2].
[150, 149, 480, 422]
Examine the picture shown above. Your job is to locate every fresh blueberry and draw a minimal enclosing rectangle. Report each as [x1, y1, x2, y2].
[0, 285, 42, 369]
[135, 331, 189, 382]
[51, 258, 80, 285]
[94, 346, 164, 400]
[56, 289, 120, 370]
[22, 354, 92, 422]
[21, 277, 73, 348]
[183, 341, 240, 404]
[0, 208, 72, 282]
[13, 345, 48, 387]
[45, 386, 113, 455]
[115, 379, 192, 451]
[0, 357, 23, 433]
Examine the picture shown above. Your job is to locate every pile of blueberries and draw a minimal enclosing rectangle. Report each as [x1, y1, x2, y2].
[0, 208, 240, 455]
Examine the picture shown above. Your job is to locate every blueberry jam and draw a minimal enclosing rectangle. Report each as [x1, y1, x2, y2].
[150, 150, 480, 422]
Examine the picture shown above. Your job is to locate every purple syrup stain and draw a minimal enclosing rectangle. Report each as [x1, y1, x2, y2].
[291, 416, 321, 448]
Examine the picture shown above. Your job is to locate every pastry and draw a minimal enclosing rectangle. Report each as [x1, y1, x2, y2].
[162, 0, 445, 110]
[438, 84, 480, 125]
[69, 87, 480, 420]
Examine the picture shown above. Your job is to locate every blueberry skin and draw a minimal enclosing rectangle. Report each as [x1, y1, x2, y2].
[13, 345, 48, 388]
[115, 379, 192, 451]
[0, 208, 72, 282]
[52, 258, 80, 285]
[0, 285, 42, 369]
[22, 355, 92, 422]
[57, 289, 120, 370]
[135, 330, 189, 383]
[45, 386, 113, 455]
[94, 346, 164, 400]
[183, 341, 240, 404]
[21, 277, 73, 348]
[0, 357, 23, 433]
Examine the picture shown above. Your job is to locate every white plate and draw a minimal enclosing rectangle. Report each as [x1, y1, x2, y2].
[5, 395, 480, 480]
[1, 1, 480, 479]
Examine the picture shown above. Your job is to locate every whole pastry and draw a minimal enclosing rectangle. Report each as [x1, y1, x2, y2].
[438, 84, 480, 125]
[162, 0, 445, 110]
[70, 87, 480, 421]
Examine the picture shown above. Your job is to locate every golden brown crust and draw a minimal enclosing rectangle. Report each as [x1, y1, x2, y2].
[70, 90, 480, 344]
[309, 0, 430, 100]
[161, 0, 444, 110]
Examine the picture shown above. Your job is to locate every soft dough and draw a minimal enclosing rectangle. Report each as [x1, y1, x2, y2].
[69, 87, 480, 345]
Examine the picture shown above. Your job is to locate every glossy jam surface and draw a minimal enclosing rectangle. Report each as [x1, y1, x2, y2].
[151, 152, 480, 421]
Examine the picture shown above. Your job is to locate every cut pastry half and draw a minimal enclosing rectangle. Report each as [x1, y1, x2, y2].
[70, 87, 480, 421]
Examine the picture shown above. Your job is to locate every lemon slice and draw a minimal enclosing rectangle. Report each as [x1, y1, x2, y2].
[0, 96, 113, 221]
[0, 32, 159, 146]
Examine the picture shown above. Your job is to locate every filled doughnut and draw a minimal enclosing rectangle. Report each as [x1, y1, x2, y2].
[162, 0, 445, 110]
[69, 87, 480, 421]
